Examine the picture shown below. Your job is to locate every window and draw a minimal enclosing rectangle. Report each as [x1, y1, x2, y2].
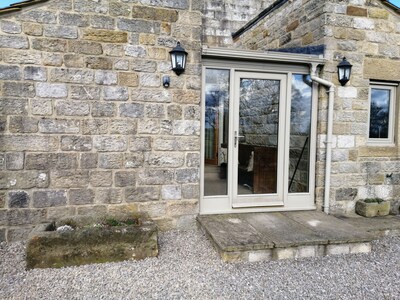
[368, 83, 397, 144]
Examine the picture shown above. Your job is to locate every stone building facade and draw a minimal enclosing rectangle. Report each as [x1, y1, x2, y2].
[233, 0, 400, 214]
[0, 0, 204, 241]
[0, 0, 399, 242]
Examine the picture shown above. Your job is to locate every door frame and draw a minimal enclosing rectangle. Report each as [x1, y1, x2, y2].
[200, 48, 324, 215]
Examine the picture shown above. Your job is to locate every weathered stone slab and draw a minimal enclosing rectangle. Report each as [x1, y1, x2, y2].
[197, 214, 273, 251]
[281, 211, 374, 244]
[243, 213, 327, 247]
[26, 216, 158, 269]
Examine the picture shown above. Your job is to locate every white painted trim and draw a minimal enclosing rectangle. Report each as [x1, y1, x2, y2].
[202, 46, 326, 65]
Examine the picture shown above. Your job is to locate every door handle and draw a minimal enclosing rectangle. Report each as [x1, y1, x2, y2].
[234, 131, 245, 147]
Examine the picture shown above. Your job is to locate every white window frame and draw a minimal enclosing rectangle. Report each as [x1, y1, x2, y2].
[367, 82, 397, 146]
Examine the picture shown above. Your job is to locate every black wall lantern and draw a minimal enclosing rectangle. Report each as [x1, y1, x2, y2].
[337, 57, 352, 86]
[169, 42, 187, 76]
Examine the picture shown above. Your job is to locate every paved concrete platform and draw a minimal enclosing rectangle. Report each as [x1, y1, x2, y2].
[197, 211, 376, 262]
[336, 214, 400, 237]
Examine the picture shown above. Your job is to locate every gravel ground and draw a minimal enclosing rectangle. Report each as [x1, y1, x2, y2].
[1, 229, 399, 300]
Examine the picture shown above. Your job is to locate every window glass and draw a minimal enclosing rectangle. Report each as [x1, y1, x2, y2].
[368, 84, 396, 144]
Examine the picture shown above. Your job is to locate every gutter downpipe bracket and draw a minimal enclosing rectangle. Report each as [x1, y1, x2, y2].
[310, 63, 335, 214]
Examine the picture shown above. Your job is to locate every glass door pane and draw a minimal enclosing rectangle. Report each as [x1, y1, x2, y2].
[288, 74, 312, 193]
[203, 68, 230, 196]
[237, 78, 280, 195]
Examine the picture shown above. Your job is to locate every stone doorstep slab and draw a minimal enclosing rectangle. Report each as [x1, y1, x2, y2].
[281, 211, 375, 244]
[197, 211, 376, 263]
[335, 215, 400, 237]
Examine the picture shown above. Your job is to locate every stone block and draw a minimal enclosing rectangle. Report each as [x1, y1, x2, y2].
[167, 104, 182, 119]
[2, 82, 35, 97]
[90, 15, 115, 29]
[326, 244, 350, 255]
[153, 136, 199, 151]
[8, 191, 30, 208]
[145, 104, 165, 118]
[92, 102, 116, 117]
[132, 6, 178, 22]
[0, 228, 5, 242]
[5, 152, 24, 170]
[51, 170, 90, 188]
[109, 1, 131, 16]
[162, 185, 182, 200]
[110, 119, 137, 134]
[6, 209, 47, 226]
[364, 58, 400, 81]
[71, 86, 101, 100]
[56, 101, 90, 116]
[32, 38, 67, 52]
[115, 171, 136, 187]
[368, 8, 389, 19]
[19, 10, 56, 24]
[74, 0, 108, 13]
[82, 119, 108, 135]
[0, 98, 28, 115]
[118, 72, 139, 87]
[125, 153, 144, 168]
[182, 184, 199, 199]
[36, 82, 67, 98]
[125, 45, 147, 57]
[50, 68, 94, 84]
[355, 200, 390, 217]
[69, 189, 95, 205]
[349, 242, 371, 254]
[166, 200, 198, 216]
[139, 73, 160, 87]
[80, 153, 98, 169]
[104, 86, 129, 101]
[354, 18, 374, 30]
[7, 226, 34, 242]
[0, 117, 5, 132]
[24, 66, 47, 81]
[68, 40, 103, 55]
[335, 188, 357, 202]
[126, 186, 160, 202]
[0, 191, 5, 207]
[0, 136, 58, 152]
[138, 119, 160, 134]
[44, 25, 78, 39]
[0, 171, 49, 189]
[39, 119, 80, 133]
[295, 245, 319, 258]
[1, 20, 21, 34]
[86, 57, 113, 70]
[114, 59, 129, 70]
[0, 65, 20, 80]
[138, 169, 174, 185]
[93, 136, 127, 152]
[64, 54, 84, 68]
[129, 137, 151, 151]
[248, 250, 273, 262]
[346, 6, 367, 17]
[77, 205, 107, 217]
[8, 116, 39, 133]
[98, 153, 124, 169]
[33, 190, 67, 208]
[83, 29, 128, 43]
[59, 12, 89, 27]
[146, 152, 184, 167]
[25, 153, 78, 170]
[95, 188, 123, 204]
[119, 103, 145, 118]
[186, 153, 200, 167]
[273, 247, 296, 260]
[118, 18, 160, 33]
[47, 207, 76, 221]
[42, 53, 63, 66]
[131, 60, 157, 72]
[184, 106, 200, 120]
[61, 136, 92, 151]
[90, 171, 112, 187]
[22, 23, 43, 36]
[0, 35, 29, 49]
[95, 70, 117, 85]
[173, 90, 200, 104]
[132, 89, 172, 103]
[175, 168, 199, 183]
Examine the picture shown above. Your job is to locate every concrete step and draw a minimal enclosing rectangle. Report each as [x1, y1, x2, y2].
[197, 211, 376, 262]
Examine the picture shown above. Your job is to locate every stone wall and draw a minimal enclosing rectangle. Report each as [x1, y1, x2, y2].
[0, 0, 203, 242]
[235, 0, 400, 214]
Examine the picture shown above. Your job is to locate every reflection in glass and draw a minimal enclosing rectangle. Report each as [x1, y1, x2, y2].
[204, 69, 230, 196]
[369, 88, 390, 139]
[288, 74, 312, 193]
[238, 78, 280, 195]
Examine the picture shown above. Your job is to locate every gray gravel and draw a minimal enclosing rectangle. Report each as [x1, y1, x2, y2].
[1, 229, 399, 299]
